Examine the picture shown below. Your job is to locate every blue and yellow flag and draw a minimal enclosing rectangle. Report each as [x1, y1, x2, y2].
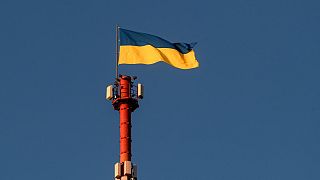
[118, 28, 199, 69]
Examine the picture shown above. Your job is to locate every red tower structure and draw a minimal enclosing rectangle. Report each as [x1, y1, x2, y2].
[106, 75, 143, 180]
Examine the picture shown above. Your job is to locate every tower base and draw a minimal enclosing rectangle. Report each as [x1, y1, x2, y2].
[114, 161, 137, 180]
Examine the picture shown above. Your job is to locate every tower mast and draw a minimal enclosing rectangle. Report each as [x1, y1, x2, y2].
[106, 75, 143, 180]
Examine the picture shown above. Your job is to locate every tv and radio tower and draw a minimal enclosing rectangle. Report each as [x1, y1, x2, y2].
[106, 75, 143, 180]
[106, 25, 198, 180]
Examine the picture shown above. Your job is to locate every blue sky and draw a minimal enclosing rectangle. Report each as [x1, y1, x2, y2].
[0, 0, 319, 179]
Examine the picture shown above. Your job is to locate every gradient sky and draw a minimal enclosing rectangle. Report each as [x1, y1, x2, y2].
[1, 0, 320, 179]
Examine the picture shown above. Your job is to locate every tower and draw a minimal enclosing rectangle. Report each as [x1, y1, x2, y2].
[106, 75, 143, 180]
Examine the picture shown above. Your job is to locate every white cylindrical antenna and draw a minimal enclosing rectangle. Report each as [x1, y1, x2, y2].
[106, 85, 113, 100]
[137, 83, 143, 99]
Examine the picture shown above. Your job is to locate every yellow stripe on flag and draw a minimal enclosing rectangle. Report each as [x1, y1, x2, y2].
[119, 45, 199, 69]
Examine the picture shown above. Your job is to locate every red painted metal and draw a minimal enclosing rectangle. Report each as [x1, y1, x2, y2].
[112, 75, 139, 163]
[120, 102, 131, 162]
[119, 76, 131, 162]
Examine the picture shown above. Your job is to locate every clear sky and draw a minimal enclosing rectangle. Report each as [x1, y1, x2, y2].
[1, 0, 319, 179]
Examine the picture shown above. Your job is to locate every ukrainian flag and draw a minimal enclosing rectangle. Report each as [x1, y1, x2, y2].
[118, 28, 199, 69]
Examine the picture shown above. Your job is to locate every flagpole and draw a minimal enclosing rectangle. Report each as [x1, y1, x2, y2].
[115, 24, 119, 79]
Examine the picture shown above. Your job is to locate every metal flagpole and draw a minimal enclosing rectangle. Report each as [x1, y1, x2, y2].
[115, 24, 120, 79]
